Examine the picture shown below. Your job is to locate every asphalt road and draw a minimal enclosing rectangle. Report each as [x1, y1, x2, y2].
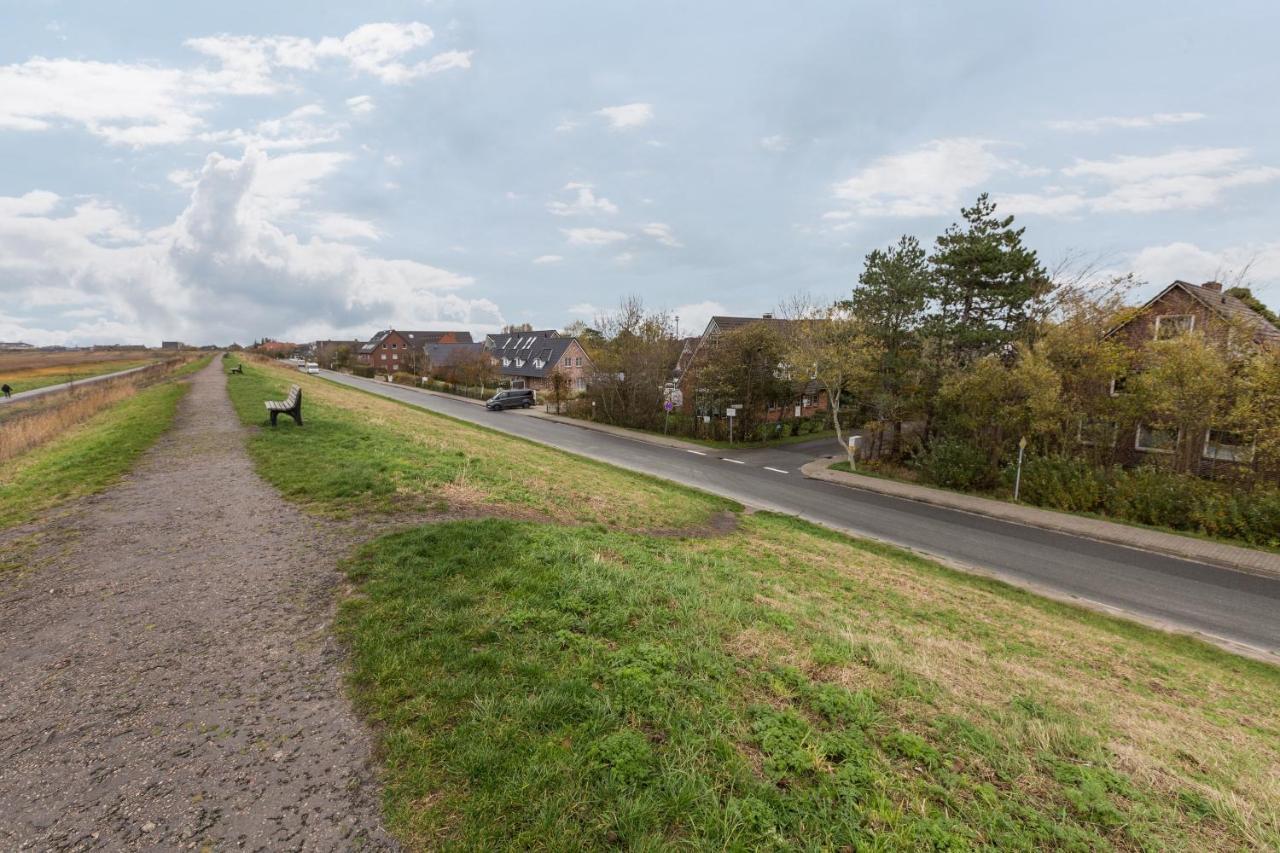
[322, 371, 1280, 657]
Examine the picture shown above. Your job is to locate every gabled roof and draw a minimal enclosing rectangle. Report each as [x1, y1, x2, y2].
[1108, 280, 1280, 345]
[360, 329, 474, 353]
[706, 315, 796, 335]
[484, 330, 559, 350]
[422, 342, 485, 366]
[490, 335, 589, 378]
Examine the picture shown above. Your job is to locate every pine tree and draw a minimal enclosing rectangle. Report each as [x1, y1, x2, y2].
[929, 193, 1050, 362]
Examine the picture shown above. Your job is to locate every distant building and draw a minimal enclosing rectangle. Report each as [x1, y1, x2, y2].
[0, 341, 35, 351]
[160, 341, 185, 350]
[484, 329, 594, 392]
[357, 329, 474, 371]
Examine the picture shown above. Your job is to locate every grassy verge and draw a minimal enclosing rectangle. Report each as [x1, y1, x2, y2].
[2, 357, 158, 394]
[0, 378, 189, 530]
[233, 357, 1279, 849]
[222, 359, 735, 529]
[829, 460, 1280, 555]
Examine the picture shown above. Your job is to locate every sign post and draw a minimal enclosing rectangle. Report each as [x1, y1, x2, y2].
[726, 406, 736, 444]
[847, 434, 862, 471]
[663, 399, 673, 434]
[1014, 435, 1028, 501]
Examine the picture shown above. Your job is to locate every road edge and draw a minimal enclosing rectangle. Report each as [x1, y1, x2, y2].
[801, 458, 1280, 580]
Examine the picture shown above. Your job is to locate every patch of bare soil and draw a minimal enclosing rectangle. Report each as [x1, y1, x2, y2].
[0, 361, 395, 851]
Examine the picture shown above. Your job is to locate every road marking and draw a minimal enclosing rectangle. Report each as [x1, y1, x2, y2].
[764, 466, 789, 474]
[686, 449, 707, 456]
[722, 458, 745, 464]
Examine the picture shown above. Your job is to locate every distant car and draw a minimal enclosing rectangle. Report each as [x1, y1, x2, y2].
[305, 362, 320, 374]
[485, 388, 535, 411]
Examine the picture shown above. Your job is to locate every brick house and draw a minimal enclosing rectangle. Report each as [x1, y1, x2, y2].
[675, 315, 830, 420]
[483, 330, 594, 393]
[1104, 280, 1280, 467]
[357, 329, 474, 373]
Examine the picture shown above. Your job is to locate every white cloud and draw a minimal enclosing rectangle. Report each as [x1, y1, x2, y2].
[0, 22, 469, 147]
[1047, 112, 1206, 133]
[309, 213, 381, 241]
[532, 254, 563, 264]
[641, 222, 682, 247]
[546, 182, 618, 217]
[760, 135, 790, 152]
[614, 252, 634, 263]
[568, 302, 598, 316]
[596, 102, 653, 130]
[820, 210, 852, 221]
[0, 149, 502, 346]
[1130, 241, 1280, 299]
[1004, 148, 1280, 216]
[201, 103, 345, 151]
[832, 138, 1017, 217]
[673, 300, 725, 337]
[562, 227, 628, 246]
[346, 94, 375, 114]
[384, 153, 403, 167]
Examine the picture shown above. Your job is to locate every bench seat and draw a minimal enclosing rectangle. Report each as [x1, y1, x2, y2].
[265, 385, 302, 426]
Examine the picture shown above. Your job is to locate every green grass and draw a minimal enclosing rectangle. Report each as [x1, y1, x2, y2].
[229, 356, 1280, 850]
[222, 359, 735, 529]
[341, 516, 1280, 850]
[0, 379, 189, 530]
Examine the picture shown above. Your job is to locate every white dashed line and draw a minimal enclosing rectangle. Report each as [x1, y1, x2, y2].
[722, 458, 745, 464]
[764, 466, 789, 474]
[686, 449, 707, 455]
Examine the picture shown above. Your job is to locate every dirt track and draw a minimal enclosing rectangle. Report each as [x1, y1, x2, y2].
[0, 360, 394, 850]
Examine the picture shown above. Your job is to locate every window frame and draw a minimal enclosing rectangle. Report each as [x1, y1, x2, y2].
[1154, 314, 1195, 340]
[1202, 429, 1255, 463]
[1135, 424, 1179, 454]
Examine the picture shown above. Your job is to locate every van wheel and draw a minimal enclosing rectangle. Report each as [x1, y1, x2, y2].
[522, 401, 531, 408]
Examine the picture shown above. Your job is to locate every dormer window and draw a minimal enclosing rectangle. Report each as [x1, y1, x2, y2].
[1154, 314, 1194, 340]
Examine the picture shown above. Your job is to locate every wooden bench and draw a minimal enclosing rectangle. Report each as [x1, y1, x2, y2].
[265, 384, 302, 426]
[229, 364, 243, 374]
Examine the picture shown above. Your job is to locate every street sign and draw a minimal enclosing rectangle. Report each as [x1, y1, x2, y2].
[726, 408, 735, 417]
[663, 400, 674, 412]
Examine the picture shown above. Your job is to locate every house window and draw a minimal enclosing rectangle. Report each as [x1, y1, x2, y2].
[1154, 314, 1194, 340]
[575, 377, 586, 390]
[392, 353, 398, 361]
[1109, 375, 1128, 396]
[502, 358, 511, 367]
[1078, 418, 1117, 447]
[1203, 429, 1254, 463]
[380, 353, 387, 361]
[564, 357, 571, 367]
[575, 357, 582, 366]
[1135, 424, 1178, 453]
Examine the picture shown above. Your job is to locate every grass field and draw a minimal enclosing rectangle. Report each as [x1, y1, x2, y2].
[0, 350, 163, 395]
[234, 357, 1280, 850]
[0, 377, 189, 530]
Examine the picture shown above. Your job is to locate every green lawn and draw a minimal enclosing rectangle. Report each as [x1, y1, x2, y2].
[233, 357, 1280, 851]
[0, 379, 188, 530]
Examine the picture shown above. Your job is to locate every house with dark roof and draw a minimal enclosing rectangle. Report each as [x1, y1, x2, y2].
[484, 330, 594, 392]
[675, 314, 830, 420]
[357, 329, 474, 372]
[1104, 279, 1280, 467]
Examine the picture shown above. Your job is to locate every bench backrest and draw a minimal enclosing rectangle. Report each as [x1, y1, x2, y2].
[286, 385, 300, 407]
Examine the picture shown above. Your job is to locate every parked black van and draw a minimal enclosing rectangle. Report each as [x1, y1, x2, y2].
[485, 388, 535, 411]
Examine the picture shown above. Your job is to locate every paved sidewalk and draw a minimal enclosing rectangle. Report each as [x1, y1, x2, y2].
[802, 458, 1280, 578]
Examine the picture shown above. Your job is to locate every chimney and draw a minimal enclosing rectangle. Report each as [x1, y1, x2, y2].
[761, 312, 774, 319]
[1201, 281, 1223, 292]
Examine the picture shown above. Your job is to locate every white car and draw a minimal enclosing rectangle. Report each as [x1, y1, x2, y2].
[304, 362, 320, 374]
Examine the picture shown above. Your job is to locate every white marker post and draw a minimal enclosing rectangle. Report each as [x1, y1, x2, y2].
[1014, 435, 1027, 501]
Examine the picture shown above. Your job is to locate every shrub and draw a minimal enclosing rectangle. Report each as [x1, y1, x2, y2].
[350, 365, 375, 378]
[1008, 454, 1104, 512]
[391, 372, 418, 386]
[915, 437, 992, 491]
[1102, 466, 1206, 530]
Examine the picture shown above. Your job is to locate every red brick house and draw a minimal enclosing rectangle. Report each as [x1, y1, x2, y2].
[1104, 280, 1280, 467]
[483, 330, 594, 393]
[357, 329, 474, 373]
[675, 315, 830, 420]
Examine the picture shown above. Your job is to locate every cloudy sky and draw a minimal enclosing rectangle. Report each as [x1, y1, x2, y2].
[2, 1, 1278, 346]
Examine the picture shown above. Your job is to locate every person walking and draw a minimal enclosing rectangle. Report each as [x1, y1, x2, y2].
[1, 383, 11, 399]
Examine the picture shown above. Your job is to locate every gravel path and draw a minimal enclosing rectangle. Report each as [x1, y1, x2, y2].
[0, 360, 395, 851]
